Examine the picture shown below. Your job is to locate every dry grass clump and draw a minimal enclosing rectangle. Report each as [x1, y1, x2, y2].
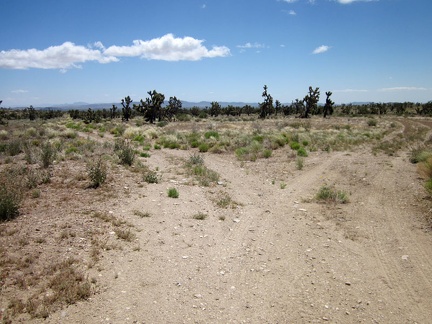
[316, 185, 349, 204]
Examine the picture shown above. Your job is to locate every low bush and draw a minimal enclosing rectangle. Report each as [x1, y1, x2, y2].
[115, 139, 135, 166]
[204, 131, 220, 140]
[168, 188, 179, 198]
[316, 185, 349, 204]
[41, 141, 56, 168]
[290, 142, 301, 150]
[198, 143, 209, 152]
[0, 168, 24, 221]
[143, 170, 160, 184]
[297, 147, 308, 157]
[87, 157, 108, 188]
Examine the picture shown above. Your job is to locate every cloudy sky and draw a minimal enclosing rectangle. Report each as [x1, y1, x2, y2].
[1, 0, 431, 106]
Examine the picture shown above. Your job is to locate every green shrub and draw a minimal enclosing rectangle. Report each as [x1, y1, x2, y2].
[140, 152, 151, 158]
[198, 143, 209, 152]
[193, 212, 208, 220]
[410, 148, 432, 164]
[189, 153, 204, 165]
[115, 139, 135, 166]
[143, 170, 159, 184]
[316, 185, 349, 204]
[154, 144, 161, 150]
[133, 134, 145, 143]
[367, 119, 377, 127]
[87, 157, 107, 188]
[41, 141, 56, 168]
[296, 157, 304, 170]
[290, 142, 301, 150]
[168, 188, 179, 198]
[204, 131, 220, 139]
[157, 121, 168, 127]
[297, 147, 308, 157]
[0, 169, 23, 221]
[7, 139, 22, 156]
[263, 149, 272, 158]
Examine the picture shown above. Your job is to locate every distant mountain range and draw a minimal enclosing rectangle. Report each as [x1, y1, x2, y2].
[36, 101, 261, 110]
[6, 100, 377, 110]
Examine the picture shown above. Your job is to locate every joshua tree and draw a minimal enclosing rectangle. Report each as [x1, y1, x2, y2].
[136, 90, 165, 123]
[323, 91, 334, 118]
[259, 85, 274, 119]
[166, 96, 182, 121]
[209, 101, 222, 117]
[110, 104, 118, 119]
[301, 86, 320, 118]
[121, 96, 133, 121]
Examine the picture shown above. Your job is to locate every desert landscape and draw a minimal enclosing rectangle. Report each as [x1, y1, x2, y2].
[1, 114, 432, 323]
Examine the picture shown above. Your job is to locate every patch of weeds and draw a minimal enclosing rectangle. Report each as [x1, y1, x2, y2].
[40, 141, 56, 168]
[143, 170, 160, 184]
[263, 149, 272, 158]
[204, 130, 220, 140]
[316, 185, 349, 204]
[192, 212, 208, 220]
[198, 143, 210, 152]
[185, 154, 219, 186]
[367, 119, 377, 127]
[7, 139, 22, 156]
[157, 121, 169, 127]
[87, 156, 108, 188]
[0, 168, 24, 221]
[280, 182, 287, 189]
[168, 187, 179, 198]
[140, 152, 151, 158]
[110, 124, 126, 137]
[410, 148, 432, 164]
[114, 228, 136, 242]
[133, 210, 151, 218]
[154, 144, 161, 150]
[214, 191, 238, 209]
[296, 157, 304, 170]
[189, 153, 204, 165]
[31, 189, 41, 198]
[115, 139, 135, 166]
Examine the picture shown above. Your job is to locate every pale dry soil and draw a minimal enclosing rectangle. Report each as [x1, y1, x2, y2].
[2, 118, 432, 323]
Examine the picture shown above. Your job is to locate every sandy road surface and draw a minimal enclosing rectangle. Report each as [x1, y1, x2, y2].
[42, 135, 432, 323]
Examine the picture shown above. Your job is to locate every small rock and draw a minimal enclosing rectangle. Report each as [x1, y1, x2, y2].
[401, 255, 409, 260]
[233, 218, 240, 223]
[345, 282, 351, 286]
[194, 294, 203, 299]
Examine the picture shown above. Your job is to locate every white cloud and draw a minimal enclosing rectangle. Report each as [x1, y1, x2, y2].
[312, 45, 331, 54]
[11, 89, 29, 94]
[281, 0, 297, 3]
[0, 42, 118, 70]
[288, 10, 297, 15]
[237, 42, 266, 49]
[379, 87, 427, 92]
[104, 34, 230, 61]
[0, 34, 230, 70]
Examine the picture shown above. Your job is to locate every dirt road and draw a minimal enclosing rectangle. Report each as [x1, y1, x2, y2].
[2, 117, 432, 323]
[42, 137, 432, 323]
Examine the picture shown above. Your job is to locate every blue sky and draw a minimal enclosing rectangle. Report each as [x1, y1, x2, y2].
[1, 0, 431, 107]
